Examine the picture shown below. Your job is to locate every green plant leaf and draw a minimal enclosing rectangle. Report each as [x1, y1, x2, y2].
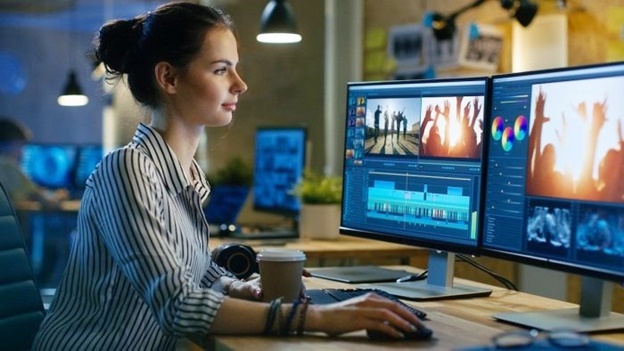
[292, 169, 342, 204]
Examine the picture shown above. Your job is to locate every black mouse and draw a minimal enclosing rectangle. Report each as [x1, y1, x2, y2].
[366, 325, 433, 341]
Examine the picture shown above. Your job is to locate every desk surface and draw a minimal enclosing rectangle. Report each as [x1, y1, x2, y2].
[209, 236, 426, 264]
[203, 266, 624, 351]
[15, 199, 81, 212]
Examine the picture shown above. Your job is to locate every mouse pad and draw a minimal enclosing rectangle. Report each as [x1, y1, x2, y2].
[308, 266, 411, 283]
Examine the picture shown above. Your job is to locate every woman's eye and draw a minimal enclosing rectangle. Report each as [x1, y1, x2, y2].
[214, 68, 227, 75]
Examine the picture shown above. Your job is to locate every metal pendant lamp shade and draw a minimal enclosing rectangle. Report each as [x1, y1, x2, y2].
[57, 70, 88, 107]
[501, 0, 538, 27]
[256, 0, 302, 44]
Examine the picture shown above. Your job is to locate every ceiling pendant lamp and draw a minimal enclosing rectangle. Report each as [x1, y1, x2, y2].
[57, 70, 89, 107]
[256, 0, 302, 44]
[57, 2, 88, 107]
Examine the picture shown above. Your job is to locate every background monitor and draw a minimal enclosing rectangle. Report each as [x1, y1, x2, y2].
[340, 76, 492, 300]
[203, 185, 250, 229]
[483, 62, 624, 332]
[74, 144, 104, 189]
[252, 127, 307, 217]
[21, 144, 78, 190]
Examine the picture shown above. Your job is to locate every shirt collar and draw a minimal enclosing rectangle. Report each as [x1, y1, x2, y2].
[131, 123, 210, 202]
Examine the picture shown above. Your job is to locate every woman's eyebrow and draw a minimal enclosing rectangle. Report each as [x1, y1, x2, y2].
[210, 59, 235, 66]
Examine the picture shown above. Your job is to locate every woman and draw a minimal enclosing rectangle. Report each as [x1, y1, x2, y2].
[32, 3, 425, 350]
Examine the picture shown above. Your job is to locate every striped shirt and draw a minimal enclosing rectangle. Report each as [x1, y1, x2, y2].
[33, 123, 235, 351]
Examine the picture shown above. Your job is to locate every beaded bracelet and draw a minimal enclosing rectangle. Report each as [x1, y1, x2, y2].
[263, 297, 283, 335]
[276, 300, 285, 335]
[222, 279, 239, 295]
[296, 296, 311, 336]
[281, 298, 302, 336]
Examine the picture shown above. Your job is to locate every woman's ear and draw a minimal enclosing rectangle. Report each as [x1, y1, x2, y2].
[154, 62, 177, 94]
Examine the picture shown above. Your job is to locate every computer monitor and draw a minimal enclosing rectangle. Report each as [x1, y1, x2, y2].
[21, 144, 78, 189]
[252, 127, 307, 218]
[74, 145, 104, 189]
[340, 76, 492, 300]
[203, 185, 250, 230]
[483, 62, 624, 332]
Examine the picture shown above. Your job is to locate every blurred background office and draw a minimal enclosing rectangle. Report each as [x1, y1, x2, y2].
[0, 0, 621, 298]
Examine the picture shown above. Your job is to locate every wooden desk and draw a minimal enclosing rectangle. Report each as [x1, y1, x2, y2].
[209, 236, 428, 267]
[15, 199, 81, 212]
[198, 267, 624, 351]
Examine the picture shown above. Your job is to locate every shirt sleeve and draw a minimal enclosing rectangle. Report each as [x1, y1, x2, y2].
[93, 148, 225, 336]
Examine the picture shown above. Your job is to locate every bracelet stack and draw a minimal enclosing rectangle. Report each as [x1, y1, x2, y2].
[296, 296, 311, 336]
[263, 297, 283, 335]
[281, 298, 302, 336]
[264, 296, 311, 336]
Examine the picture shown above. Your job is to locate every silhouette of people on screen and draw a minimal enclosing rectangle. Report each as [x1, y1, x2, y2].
[373, 105, 381, 143]
[391, 111, 397, 141]
[394, 109, 404, 140]
[526, 87, 623, 202]
[420, 97, 483, 158]
[383, 107, 389, 144]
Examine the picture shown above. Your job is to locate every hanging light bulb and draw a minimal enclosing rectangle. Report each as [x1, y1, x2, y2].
[256, 0, 302, 44]
[57, 70, 89, 107]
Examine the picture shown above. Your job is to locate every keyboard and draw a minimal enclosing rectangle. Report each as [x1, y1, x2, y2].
[306, 288, 427, 320]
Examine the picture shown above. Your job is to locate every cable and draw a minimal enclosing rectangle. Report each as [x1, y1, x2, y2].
[457, 254, 518, 291]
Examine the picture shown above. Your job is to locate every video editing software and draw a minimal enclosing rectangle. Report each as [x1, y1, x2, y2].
[341, 78, 488, 252]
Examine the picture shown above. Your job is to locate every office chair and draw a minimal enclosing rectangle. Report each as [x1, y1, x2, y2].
[0, 182, 46, 350]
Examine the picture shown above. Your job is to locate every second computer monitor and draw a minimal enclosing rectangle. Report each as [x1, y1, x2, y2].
[340, 76, 492, 300]
[252, 127, 307, 217]
[483, 62, 624, 332]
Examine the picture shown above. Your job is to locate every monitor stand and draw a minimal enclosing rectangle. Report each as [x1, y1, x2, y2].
[494, 275, 624, 332]
[363, 250, 492, 301]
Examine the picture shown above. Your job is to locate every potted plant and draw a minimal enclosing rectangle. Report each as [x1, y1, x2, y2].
[293, 169, 343, 240]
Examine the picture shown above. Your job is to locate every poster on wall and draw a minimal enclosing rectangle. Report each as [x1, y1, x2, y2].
[458, 23, 503, 72]
[387, 23, 460, 80]
[387, 24, 426, 68]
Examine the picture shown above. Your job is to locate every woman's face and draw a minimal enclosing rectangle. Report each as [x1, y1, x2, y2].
[172, 27, 247, 127]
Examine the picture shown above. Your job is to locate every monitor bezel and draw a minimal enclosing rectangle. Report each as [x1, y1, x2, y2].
[252, 125, 308, 217]
[339, 76, 492, 257]
[480, 61, 624, 285]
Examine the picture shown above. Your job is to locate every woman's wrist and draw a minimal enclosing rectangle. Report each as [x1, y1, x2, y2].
[222, 278, 240, 295]
[299, 304, 320, 333]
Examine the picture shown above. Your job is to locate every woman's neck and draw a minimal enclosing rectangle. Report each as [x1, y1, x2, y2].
[150, 112, 203, 179]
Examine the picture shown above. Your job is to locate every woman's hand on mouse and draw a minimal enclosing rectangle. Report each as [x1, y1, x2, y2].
[303, 292, 425, 338]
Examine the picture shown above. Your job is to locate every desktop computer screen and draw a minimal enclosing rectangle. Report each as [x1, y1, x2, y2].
[252, 127, 307, 217]
[21, 144, 78, 190]
[339, 76, 492, 300]
[74, 145, 104, 189]
[483, 62, 624, 332]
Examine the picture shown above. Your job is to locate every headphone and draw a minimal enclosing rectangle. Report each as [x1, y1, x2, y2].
[211, 243, 258, 279]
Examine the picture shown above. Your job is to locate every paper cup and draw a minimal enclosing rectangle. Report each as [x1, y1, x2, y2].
[256, 249, 306, 302]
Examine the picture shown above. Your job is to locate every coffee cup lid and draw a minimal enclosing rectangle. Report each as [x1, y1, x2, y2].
[256, 249, 306, 262]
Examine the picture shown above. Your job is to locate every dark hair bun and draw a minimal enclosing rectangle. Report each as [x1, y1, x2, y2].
[95, 18, 142, 74]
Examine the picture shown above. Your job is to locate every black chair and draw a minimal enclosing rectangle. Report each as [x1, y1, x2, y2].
[0, 182, 45, 350]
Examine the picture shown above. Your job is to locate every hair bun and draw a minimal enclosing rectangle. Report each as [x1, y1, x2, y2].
[96, 18, 143, 74]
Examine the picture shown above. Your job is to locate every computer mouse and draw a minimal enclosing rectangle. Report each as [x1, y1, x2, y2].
[366, 325, 433, 341]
